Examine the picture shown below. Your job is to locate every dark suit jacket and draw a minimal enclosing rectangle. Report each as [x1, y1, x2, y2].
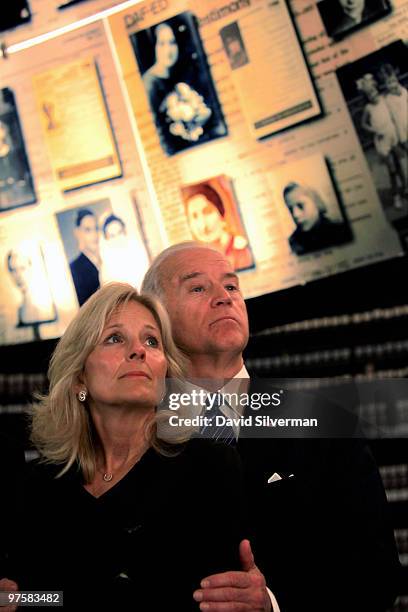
[0, 433, 25, 578]
[237, 377, 401, 611]
[69, 252, 99, 307]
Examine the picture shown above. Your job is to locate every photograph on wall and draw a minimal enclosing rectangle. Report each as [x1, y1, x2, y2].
[0, 1, 31, 32]
[336, 41, 408, 221]
[56, 199, 148, 306]
[317, 0, 392, 40]
[32, 57, 122, 192]
[0, 88, 36, 212]
[130, 11, 228, 156]
[3, 241, 57, 341]
[219, 0, 321, 140]
[180, 175, 254, 272]
[269, 154, 353, 256]
[220, 22, 249, 71]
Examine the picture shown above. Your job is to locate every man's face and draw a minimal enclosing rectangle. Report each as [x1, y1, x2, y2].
[75, 214, 99, 255]
[161, 248, 249, 358]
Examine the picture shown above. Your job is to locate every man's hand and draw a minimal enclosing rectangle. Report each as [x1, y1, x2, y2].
[193, 539, 272, 611]
[0, 578, 19, 611]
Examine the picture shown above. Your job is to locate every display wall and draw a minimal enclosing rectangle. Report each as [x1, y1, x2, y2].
[0, 0, 407, 345]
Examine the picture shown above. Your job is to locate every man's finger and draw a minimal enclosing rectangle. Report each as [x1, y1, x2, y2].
[200, 571, 252, 589]
[194, 586, 249, 603]
[239, 539, 256, 572]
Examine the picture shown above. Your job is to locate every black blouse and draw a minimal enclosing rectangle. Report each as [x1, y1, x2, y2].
[13, 439, 245, 611]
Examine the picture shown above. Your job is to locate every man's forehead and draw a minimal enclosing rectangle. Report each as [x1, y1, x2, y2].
[164, 249, 235, 285]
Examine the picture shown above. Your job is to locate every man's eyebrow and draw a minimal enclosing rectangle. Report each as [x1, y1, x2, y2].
[179, 271, 239, 283]
[223, 272, 239, 282]
[179, 272, 204, 283]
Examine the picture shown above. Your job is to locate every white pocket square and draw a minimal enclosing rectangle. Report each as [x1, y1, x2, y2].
[268, 472, 282, 483]
[267, 472, 294, 484]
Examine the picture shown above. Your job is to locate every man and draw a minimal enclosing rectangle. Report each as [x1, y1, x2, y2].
[142, 241, 401, 612]
[69, 209, 101, 306]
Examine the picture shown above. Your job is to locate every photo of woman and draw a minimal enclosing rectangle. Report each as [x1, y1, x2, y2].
[181, 175, 254, 272]
[131, 12, 228, 156]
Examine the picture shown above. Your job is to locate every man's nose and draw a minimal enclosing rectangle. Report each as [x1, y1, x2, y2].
[211, 286, 233, 306]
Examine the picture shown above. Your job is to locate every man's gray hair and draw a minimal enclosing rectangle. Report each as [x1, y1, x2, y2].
[141, 241, 223, 303]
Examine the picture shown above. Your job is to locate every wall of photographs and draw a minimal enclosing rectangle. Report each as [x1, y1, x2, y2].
[0, 0, 407, 345]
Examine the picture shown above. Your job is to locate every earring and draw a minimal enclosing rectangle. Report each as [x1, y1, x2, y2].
[78, 389, 87, 402]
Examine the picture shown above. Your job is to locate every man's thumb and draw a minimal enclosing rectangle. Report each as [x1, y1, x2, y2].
[239, 539, 256, 572]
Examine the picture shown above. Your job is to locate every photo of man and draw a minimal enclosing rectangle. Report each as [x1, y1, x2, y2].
[56, 200, 111, 307]
[220, 22, 249, 71]
[317, 0, 391, 39]
[130, 12, 227, 156]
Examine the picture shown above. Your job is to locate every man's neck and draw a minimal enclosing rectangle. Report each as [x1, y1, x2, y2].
[187, 353, 244, 381]
[82, 248, 101, 269]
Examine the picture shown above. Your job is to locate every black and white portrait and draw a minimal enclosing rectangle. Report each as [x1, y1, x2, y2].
[317, 0, 391, 39]
[271, 154, 352, 256]
[0, 88, 36, 212]
[130, 12, 228, 156]
[336, 41, 408, 216]
[220, 22, 249, 71]
[6, 243, 57, 334]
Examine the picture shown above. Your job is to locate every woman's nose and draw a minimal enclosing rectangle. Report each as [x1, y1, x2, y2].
[128, 344, 146, 360]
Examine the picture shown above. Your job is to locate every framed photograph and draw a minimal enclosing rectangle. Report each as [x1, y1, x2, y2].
[4, 242, 57, 340]
[130, 11, 228, 156]
[220, 22, 249, 71]
[56, 199, 148, 306]
[180, 175, 254, 272]
[0, 88, 36, 212]
[336, 41, 408, 216]
[269, 154, 352, 256]
[32, 58, 122, 192]
[317, 0, 392, 39]
[0, 2, 31, 33]
[219, 0, 321, 140]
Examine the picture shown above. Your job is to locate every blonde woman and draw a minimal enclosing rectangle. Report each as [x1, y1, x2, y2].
[4, 283, 244, 611]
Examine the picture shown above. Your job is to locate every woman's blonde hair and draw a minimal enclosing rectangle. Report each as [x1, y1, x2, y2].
[30, 282, 186, 482]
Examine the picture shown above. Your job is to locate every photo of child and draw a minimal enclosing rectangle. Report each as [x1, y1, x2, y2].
[336, 41, 408, 220]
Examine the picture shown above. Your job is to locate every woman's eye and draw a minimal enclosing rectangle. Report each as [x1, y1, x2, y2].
[105, 333, 123, 344]
[146, 336, 159, 348]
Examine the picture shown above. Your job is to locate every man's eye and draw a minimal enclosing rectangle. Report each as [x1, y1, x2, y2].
[191, 286, 204, 293]
[226, 284, 238, 291]
[105, 333, 123, 344]
[146, 336, 159, 348]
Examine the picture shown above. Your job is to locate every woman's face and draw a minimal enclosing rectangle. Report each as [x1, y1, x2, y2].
[83, 301, 167, 411]
[9, 253, 32, 290]
[338, 0, 365, 18]
[105, 220, 126, 241]
[285, 187, 320, 232]
[155, 24, 178, 69]
[187, 194, 224, 243]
